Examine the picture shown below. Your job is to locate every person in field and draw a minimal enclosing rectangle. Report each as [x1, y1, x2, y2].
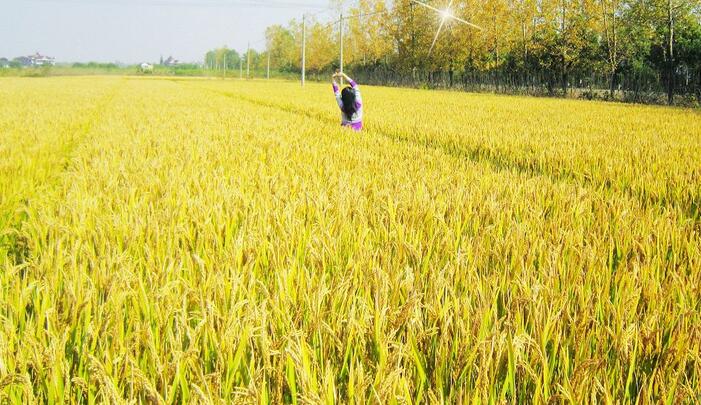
[331, 71, 363, 131]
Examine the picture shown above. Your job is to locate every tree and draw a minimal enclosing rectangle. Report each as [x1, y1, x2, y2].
[203, 48, 240, 73]
[598, 0, 625, 96]
[246, 0, 701, 102]
[266, 24, 297, 72]
[307, 19, 336, 72]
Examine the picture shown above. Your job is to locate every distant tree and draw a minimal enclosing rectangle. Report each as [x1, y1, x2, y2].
[598, 0, 625, 96]
[307, 20, 336, 72]
[205, 50, 216, 70]
[347, 0, 392, 66]
[675, 10, 701, 99]
[266, 24, 297, 71]
[625, 0, 701, 103]
[225, 49, 241, 71]
[239, 0, 701, 103]
[13, 56, 31, 67]
[72, 62, 118, 69]
[204, 47, 241, 73]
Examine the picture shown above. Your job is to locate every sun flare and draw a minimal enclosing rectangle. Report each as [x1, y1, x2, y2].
[441, 9, 453, 20]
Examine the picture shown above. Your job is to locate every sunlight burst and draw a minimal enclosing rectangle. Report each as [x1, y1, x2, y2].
[440, 9, 453, 21]
[410, 0, 482, 56]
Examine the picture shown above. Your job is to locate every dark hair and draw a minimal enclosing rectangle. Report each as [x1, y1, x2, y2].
[340, 86, 357, 120]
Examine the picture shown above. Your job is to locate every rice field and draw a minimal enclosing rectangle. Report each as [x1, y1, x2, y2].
[1, 76, 700, 403]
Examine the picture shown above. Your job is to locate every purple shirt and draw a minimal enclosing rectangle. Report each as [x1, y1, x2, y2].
[332, 80, 363, 131]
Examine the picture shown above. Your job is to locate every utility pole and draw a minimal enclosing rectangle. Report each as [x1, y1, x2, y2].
[267, 50, 270, 79]
[246, 42, 250, 79]
[358, 12, 366, 66]
[667, 0, 674, 105]
[410, 1, 415, 71]
[339, 12, 344, 85]
[301, 14, 306, 87]
[239, 56, 242, 79]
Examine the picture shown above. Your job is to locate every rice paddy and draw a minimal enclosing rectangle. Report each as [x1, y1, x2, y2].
[1, 76, 700, 403]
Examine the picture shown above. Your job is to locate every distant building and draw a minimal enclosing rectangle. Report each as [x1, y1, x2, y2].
[11, 53, 55, 67]
[140, 63, 154, 73]
[28, 52, 56, 66]
[163, 56, 179, 67]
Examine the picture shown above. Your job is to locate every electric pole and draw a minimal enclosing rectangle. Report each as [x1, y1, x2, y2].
[267, 50, 270, 79]
[246, 42, 250, 79]
[411, 1, 416, 73]
[239, 56, 242, 79]
[301, 14, 306, 87]
[339, 12, 344, 85]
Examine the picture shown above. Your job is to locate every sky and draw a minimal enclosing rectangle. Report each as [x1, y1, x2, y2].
[0, 0, 336, 64]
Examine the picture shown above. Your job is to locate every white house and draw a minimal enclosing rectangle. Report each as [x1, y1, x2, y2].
[29, 53, 55, 66]
[140, 63, 154, 73]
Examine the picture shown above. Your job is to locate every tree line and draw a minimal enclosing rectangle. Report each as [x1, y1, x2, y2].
[206, 0, 701, 105]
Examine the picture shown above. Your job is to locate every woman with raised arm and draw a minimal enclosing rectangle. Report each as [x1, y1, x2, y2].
[331, 71, 363, 131]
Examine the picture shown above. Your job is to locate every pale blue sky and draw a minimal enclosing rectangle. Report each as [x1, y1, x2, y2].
[0, 0, 335, 64]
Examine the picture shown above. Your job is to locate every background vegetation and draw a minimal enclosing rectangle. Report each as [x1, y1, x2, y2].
[204, 0, 701, 105]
